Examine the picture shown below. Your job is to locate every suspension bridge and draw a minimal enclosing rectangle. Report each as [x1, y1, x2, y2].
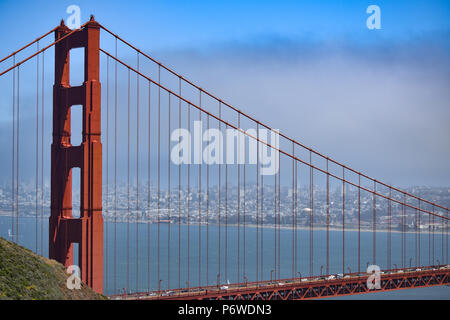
[0, 16, 448, 300]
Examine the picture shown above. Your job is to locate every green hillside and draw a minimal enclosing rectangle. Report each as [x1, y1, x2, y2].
[0, 237, 106, 300]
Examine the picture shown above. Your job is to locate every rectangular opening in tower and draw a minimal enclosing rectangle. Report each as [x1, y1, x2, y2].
[69, 47, 85, 86]
[72, 167, 80, 218]
[71, 105, 83, 146]
[73, 242, 79, 268]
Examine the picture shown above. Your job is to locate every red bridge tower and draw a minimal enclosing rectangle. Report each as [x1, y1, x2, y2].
[49, 16, 103, 293]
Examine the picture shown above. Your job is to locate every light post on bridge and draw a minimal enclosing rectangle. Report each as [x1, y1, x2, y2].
[270, 270, 275, 282]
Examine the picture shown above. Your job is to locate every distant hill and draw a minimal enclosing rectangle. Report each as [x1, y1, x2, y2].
[0, 237, 106, 300]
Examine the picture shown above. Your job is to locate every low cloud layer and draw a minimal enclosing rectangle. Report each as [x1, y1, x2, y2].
[0, 33, 449, 188]
[154, 34, 450, 187]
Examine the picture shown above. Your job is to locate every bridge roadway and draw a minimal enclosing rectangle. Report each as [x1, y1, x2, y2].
[111, 265, 450, 300]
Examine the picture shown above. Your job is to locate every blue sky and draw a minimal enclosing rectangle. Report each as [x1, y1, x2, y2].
[0, 0, 449, 52]
[0, 0, 449, 187]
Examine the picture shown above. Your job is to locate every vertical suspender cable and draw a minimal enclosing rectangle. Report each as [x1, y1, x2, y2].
[218, 102, 221, 286]
[294, 145, 298, 277]
[136, 53, 140, 292]
[168, 93, 171, 289]
[416, 199, 418, 267]
[309, 151, 313, 277]
[105, 55, 109, 293]
[387, 187, 392, 269]
[225, 124, 228, 283]
[441, 209, 444, 266]
[327, 159, 330, 275]
[16, 65, 20, 243]
[256, 124, 259, 283]
[157, 65, 161, 290]
[114, 37, 118, 293]
[404, 194, 407, 268]
[358, 174, 361, 274]
[187, 101, 190, 289]
[243, 134, 246, 282]
[41, 51, 45, 256]
[198, 93, 201, 287]
[260, 151, 263, 282]
[373, 181, 376, 266]
[295, 154, 298, 277]
[417, 200, 421, 267]
[11, 55, 15, 244]
[432, 205, 435, 265]
[178, 77, 181, 289]
[291, 143, 295, 277]
[113, 38, 117, 293]
[278, 151, 280, 279]
[274, 150, 277, 279]
[35, 42, 39, 253]
[442, 209, 445, 265]
[127, 68, 130, 293]
[147, 80, 151, 291]
[206, 114, 210, 285]
[237, 114, 240, 282]
[428, 204, 431, 266]
[342, 167, 345, 274]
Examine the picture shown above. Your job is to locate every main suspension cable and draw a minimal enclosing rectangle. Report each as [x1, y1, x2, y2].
[97, 22, 449, 217]
[99, 48, 450, 221]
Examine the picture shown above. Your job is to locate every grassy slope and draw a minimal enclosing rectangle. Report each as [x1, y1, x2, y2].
[0, 237, 106, 300]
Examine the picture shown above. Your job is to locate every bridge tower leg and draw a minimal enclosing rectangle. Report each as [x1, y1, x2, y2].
[49, 16, 103, 294]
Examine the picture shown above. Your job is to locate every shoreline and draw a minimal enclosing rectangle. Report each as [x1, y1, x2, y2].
[0, 213, 446, 235]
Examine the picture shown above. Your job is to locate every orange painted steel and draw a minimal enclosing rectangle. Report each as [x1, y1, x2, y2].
[0, 26, 58, 64]
[49, 17, 103, 294]
[98, 23, 449, 216]
[2, 17, 448, 297]
[114, 267, 449, 300]
[99, 48, 449, 222]
[0, 22, 89, 77]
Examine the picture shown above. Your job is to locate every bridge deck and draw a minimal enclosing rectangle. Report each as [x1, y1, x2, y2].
[110, 265, 450, 300]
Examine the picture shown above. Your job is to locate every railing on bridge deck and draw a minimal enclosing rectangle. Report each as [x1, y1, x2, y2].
[110, 265, 450, 300]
